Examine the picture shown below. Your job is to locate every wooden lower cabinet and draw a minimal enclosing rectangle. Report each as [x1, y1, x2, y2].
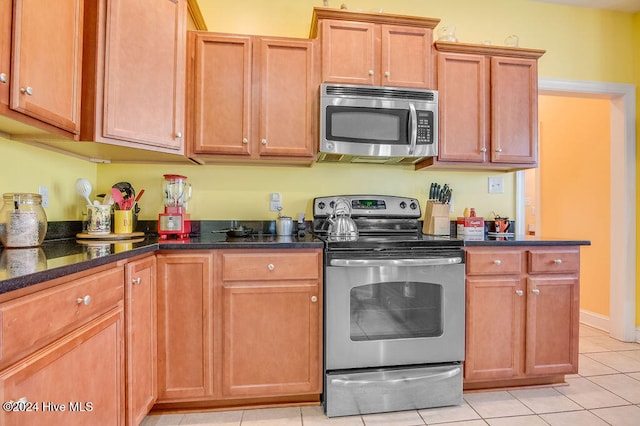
[0, 264, 125, 425]
[156, 252, 214, 402]
[219, 250, 322, 398]
[464, 246, 580, 389]
[125, 255, 157, 425]
[154, 248, 322, 410]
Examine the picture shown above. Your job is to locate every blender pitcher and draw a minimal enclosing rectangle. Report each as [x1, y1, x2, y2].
[163, 174, 192, 208]
[159, 174, 192, 239]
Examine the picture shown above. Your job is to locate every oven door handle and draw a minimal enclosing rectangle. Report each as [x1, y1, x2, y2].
[330, 366, 462, 386]
[329, 257, 463, 267]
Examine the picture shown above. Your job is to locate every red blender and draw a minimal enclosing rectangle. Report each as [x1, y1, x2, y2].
[158, 174, 192, 239]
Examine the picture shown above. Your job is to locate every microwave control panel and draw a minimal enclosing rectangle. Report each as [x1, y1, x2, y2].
[416, 111, 433, 145]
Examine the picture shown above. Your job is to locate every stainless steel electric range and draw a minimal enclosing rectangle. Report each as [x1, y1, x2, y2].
[313, 195, 465, 417]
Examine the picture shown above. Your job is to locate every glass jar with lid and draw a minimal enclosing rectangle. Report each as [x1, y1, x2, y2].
[0, 193, 48, 248]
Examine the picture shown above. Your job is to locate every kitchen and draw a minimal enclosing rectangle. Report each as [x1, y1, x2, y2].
[0, 0, 638, 425]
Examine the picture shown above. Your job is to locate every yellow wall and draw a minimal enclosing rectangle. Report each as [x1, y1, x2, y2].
[539, 95, 611, 317]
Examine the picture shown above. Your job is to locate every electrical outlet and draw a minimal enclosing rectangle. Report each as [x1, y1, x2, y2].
[38, 185, 49, 208]
[488, 177, 504, 194]
[269, 192, 282, 211]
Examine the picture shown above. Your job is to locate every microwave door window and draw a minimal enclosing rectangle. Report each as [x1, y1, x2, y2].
[327, 107, 409, 144]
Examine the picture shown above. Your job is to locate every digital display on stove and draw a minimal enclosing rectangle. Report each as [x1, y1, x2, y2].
[352, 199, 386, 209]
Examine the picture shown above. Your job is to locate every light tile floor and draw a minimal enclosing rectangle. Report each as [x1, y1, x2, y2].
[143, 324, 640, 425]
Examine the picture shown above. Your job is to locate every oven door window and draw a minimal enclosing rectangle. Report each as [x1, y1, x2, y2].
[326, 106, 409, 145]
[350, 281, 443, 341]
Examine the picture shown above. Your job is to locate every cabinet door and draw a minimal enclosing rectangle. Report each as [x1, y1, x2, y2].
[321, 20, 377, 85]
[190, 34, 252, 155]
[465, 277, 524, 381]
[381, 25, 433, 89]
[525, 277, 579, 376]
[125, 256, 157, 426]
[10, 0, 83, 134]
[156, 253, 213, 401]
[0, 0, 10, 106]
[0, 308, 124, 426]
[221, 282, 321, 397]
[102, 0, 185, 149]
[491, 56, 538, 164]
[436, 52, 489, 163]
[257, 38, 315, 158]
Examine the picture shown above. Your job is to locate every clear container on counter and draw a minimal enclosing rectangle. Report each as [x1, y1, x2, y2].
[0, 193, 48, 248]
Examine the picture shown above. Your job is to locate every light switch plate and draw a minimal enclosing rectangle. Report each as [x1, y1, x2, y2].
[38, 185, 49, 208]
[488, 177, 504, 194]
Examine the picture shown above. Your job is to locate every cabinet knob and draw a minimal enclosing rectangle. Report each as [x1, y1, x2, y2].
[493, 259, 502, 265]
[495, 147, 503, 153]
[76, 295, 91, 305]
[480, 147, 487, 153]
[267, 263, 275, 271]
[0, 73, 6, 83]
[20, 86, 33, 96]
[311, 295, 318, 303]
[242, 138, 248, 144]
[384, 71, 390, 78]
[532, 289, 540, 295]
[515, 290, 524, 296]
[553, 259, 563, 264]
[368, 70, 374, 76]
[261, 139, 267, 145]
[176, 131, 183, 139]
[132, 277, 142, 285]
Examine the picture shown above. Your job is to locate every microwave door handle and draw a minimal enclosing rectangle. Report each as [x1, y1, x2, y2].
[409, 103, 417, 155]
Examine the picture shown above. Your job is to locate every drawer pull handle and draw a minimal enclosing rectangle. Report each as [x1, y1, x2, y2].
[132, 277, 142, 285]
[76, 295, 91, 305]
[311, 296, 318, 303]
[493, 259, 502, 265]
[20, 86, 33, 96]
[242, 138, 248, 144]
[267, 263, 275, 271]
[554, 259, 563, 264]
[532, 289, 540, 295]
[515, 290, 523, 296]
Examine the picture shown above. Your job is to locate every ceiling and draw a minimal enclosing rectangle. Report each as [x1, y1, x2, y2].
[530, 0, 640, 12]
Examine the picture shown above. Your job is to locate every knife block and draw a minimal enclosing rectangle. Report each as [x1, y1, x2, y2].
[423, 201, 450, 235]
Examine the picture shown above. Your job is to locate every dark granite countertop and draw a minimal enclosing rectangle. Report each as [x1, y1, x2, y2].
[0, 232, 323, 297]
[460, 234, 591, 247]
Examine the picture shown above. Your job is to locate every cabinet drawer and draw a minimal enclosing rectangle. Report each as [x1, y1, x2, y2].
[221, 250, 321, 281]
[0, 267, 124, 366]
[528, 249, 579, 274]
[466, 250, 522, 275]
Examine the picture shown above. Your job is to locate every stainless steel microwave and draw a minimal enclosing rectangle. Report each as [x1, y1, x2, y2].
[319, 83, 438, 164]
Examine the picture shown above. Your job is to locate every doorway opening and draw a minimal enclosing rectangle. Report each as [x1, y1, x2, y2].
[516, 78, 637, 342]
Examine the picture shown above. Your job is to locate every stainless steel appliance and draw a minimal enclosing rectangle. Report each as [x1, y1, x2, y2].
[319, 84, 438, 164]
[313, 195, 465, 417]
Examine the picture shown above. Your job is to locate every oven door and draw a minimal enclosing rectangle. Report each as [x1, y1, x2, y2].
[325, 256, 465, 370]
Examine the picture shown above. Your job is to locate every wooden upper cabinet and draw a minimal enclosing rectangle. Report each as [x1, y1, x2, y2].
[9, 0, 83, 134]
[417, 41, 544, 171]
[312, 8, 439, 89]
[0, 0, 11, 107]
[187, 32, 316, 163]
[320, 20, 377, 85]
[257, 37, 316, 157]
[189, 33, 252, 156]
[436, 52, 489, 163]
[81, 0, 186, 152]
[491, 56, 539, 164]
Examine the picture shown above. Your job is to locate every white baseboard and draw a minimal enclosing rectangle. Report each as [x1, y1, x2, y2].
[580, 309, 640, 343]
[580, 309, 610, 333]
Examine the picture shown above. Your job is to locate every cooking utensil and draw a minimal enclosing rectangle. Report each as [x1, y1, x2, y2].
[75, 178, 93, 206]
[111, 187, 125, 210]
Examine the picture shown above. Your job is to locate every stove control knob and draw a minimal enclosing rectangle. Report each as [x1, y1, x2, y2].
[400, 201, 407, 209]
[329, 201, 335, 209]
[410, 202, 418, 210]
[318, 202, 326, 210]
